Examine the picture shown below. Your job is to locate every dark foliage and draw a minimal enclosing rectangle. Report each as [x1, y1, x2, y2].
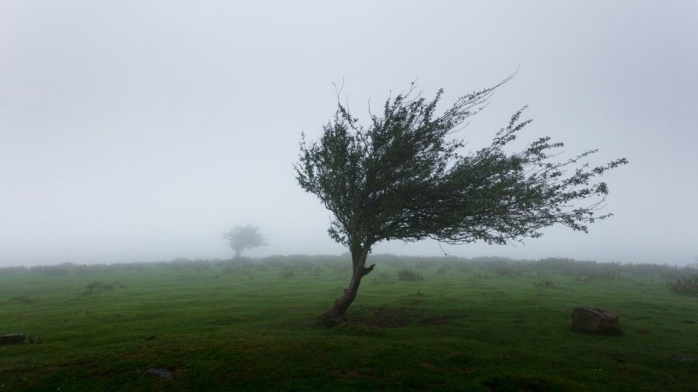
[668, 275, 698, 296]
[296, 78, 627, 250]
[397, 268, 424, 281]
[279, 266, 297, 279]
[85, 281, 126, 293]
[0, 265, 27, 275]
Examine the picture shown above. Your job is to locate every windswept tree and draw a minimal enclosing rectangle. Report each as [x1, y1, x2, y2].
[295, 77, 627, 324]
[222, 225, 268, 258]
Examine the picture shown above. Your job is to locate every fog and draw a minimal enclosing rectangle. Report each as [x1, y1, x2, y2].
[1, 1, 696, 266]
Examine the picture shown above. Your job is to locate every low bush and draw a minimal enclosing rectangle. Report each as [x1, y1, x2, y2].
[309, 265, 323, 276]
[397, 268, 424, 282]
[85, 281, 126, 293]
[279, 266, 297, 279]
[491, 266, 525, 276]
[668, 275, 698, 296]
[436, 264, 451, 274]
[31, 262, 75, 275]
[534, 280, 557, 287]
[0, 266, 27, 275]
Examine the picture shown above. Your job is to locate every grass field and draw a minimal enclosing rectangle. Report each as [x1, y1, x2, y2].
[1, 256, 697, 391]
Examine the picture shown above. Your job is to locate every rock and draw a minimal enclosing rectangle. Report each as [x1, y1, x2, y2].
[145, 368, 174, 380]
[0, 334, 25, 345]
[673, 354, 695, 362]
[572, 307, 622, 335]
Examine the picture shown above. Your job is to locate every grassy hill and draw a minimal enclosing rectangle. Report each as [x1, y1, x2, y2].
[1, 256, 696, 391]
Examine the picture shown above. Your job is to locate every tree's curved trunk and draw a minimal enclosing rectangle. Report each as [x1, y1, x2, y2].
[320, 246, 375, 325]
[234, 249, 242, 259]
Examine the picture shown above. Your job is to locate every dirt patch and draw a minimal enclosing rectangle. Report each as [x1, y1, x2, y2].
[345, 306, 417, 328]
[344, 307, 462, 329]
[365, 306, 416, 328]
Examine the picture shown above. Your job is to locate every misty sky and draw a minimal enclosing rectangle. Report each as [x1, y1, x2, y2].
[1, 1, 697, 266]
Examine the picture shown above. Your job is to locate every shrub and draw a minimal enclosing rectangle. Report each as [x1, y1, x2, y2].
[31, 262, 75, 275]
[279, 266, 297, 279]
[534, 280, 557, 287]
[310, 265, 323, 276]
[491, 265, 525, 276]
[436, 264, 451, 274]
[668, 275, 698, 296]
[0, 266, 27, 275]
[86, 281, 113, 292]
[397, 268, 424, 282]
[85, 281, 126, 293]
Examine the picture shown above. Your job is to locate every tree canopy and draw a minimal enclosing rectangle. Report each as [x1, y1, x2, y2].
[222, 225, 268, 258]
[295, 78, 627, 323]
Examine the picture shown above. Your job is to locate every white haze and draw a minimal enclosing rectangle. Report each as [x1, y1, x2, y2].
[1, 1, 697, 266]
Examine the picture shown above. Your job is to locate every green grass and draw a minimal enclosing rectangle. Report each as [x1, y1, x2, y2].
[1, 257, 697, 391]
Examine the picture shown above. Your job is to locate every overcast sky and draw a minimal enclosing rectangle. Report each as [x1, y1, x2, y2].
[1, 1, 697, 266]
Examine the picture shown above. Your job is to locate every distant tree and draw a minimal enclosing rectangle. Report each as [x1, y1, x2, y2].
[295, 77, 628, 324]
[222, 225, 268, 258]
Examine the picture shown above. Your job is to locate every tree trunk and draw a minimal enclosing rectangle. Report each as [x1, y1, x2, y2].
[320, 246, 375, 325]
[234, 249, 242, 259]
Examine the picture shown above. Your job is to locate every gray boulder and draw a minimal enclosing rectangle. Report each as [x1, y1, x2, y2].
[145, 368, 174, 380]
[572, 307, 622, 334]
[0, 334, 25, 345]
